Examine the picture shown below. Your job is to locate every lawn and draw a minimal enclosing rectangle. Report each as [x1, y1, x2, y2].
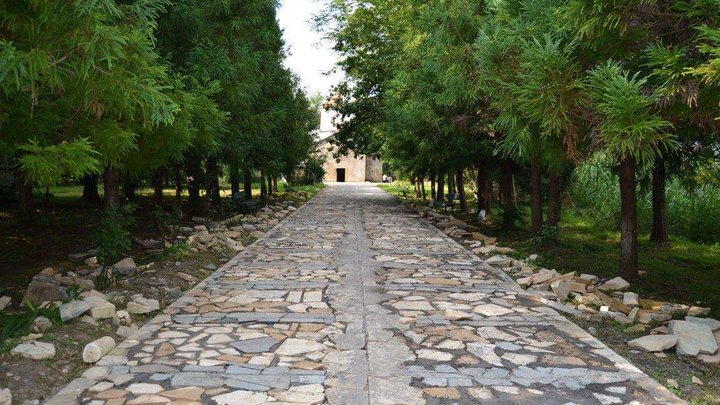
[379, 181, 720, 317]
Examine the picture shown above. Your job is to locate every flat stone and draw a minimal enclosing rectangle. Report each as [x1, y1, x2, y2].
[10, 341, 55, 360]
[273, 384, 324, 403]
[231, 336, 279, 353]
[26, 274, 67, 305]
[685, 316, 720, 331]
[623, 292, 639, 306]
[162, 387, 204, 401]
[669, 320, 718, 356]
[60, 299, 94, 321]
[212, 390, 268, 405]
[444, 309, 473, 321]
[628, 335, 678, 352]
[113, 257, 137, 275]
[126, 383, 164, 395]
[424, 387, 461, 399]
[473, 303, 513, 317]
[416, 349, 453, 362]
[598, 277, 630, 291]
[275, 338, 325, 356]
[127, 296, 160, 314]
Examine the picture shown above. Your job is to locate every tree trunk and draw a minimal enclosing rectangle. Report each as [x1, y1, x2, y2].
[548, 173, 562, 227]
[420, 175, 426, 200]
[447, 171, 455, 196]
[500, 160, 514, 228]
[82, 175, 101, 205]
[187, 157, 202, 216]
[174, 164, 183, 203]
[152, 169, 165, 207]
[529, 159, 543, 233]
[650, 158, 670, 244]
[16, 169, 34, 222]
[266, 174, 273, 196]
[437, 172, 445, 201]
[272, 177, 279, 193]
[476, 165, 490, 215]
[619, 157, 639, 281]
[123, 178, 136, 202]
[243, 171, 253, 200]
[455, 168, 468, 213]
[103, 166, 121, 210]
[430, 172, 436, 200]
[206, 157, 221, 207]
[230, 162, 240, 197]
[260, 169, 267, 198]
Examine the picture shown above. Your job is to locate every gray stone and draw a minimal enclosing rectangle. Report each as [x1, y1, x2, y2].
[11, 341, 55, 360]
[669, 320, 719, 356]
[31, 315, 53, 332]
[0, 296, 11, 311]
[26, 275, 67, 305]
[113, 257, 137, 275]
[598, 277, 630, 291]
[685, 316, 720, 332]
[0, 388, 10, 405]
[59, 299, 94, 321]
[231, 336, 279, 353]
[628, 335, 678, 352]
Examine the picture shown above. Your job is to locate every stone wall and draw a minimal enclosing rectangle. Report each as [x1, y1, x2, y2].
[318, 140, 381, 183]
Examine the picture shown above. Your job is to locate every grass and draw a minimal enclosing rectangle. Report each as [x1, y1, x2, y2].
[379, 180, 720, 317]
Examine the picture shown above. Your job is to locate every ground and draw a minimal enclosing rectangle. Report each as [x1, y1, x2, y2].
[0, 182, 325, 404]
[380, 182, 720, 404]
[44, 184, 683, 404]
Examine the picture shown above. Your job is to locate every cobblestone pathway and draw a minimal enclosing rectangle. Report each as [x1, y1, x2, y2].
[48, 184, 682, 405]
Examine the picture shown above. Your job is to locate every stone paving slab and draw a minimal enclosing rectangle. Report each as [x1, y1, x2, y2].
[47, 184, 683, 404]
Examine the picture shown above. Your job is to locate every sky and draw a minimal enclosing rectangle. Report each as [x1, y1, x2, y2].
[277, 0, 343, 98]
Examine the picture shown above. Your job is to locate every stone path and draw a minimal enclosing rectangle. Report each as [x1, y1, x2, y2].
[48, 184, 683, 404]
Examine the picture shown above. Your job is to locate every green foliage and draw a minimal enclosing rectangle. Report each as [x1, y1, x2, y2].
[298, 155, 326, 185]
[94, 204, 135, 289]
[17, 139, 101, 188]
[0, 299, 62, 342]
[569, 154, 720, 243]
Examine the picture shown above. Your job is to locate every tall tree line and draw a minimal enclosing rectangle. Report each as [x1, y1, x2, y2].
[1, 0, 318, 219]
[321, 0, 720, 280]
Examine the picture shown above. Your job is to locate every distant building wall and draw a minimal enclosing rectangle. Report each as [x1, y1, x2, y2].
[319, 140, 368, 183]
[365, 156, 383, 183]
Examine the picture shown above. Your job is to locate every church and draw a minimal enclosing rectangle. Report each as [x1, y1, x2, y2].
[316, 106, 382, 183]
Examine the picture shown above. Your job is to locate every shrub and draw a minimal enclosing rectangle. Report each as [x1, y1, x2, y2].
[568, 154, 720, 243]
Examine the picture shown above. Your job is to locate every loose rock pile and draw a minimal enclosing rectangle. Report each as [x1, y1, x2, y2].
[410, 202, 718, 365]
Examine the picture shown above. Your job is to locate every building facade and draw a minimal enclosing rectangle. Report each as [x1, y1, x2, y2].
[316, 107, 382, 183]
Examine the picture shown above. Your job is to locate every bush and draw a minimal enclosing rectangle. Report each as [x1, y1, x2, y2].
[94, 204, 135, 290]
[298, 156, 326, 185]
[568, 154, 720, 243]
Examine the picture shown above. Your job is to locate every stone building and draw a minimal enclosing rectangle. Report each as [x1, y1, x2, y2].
[316, 107, 382, 183]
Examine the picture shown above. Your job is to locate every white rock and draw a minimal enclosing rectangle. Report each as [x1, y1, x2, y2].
[126, 296, 159, 314]
[0, 296, 11, 311]
[416, 349, 453, 361]
[113, 257, 137, 275]
[88, 297, 116, 320]
[10, 341, 55, 360]
[627, 335, 678, 352]
[59, 299, 94, 321]
[598, 277, 630, 291]
[273, 384, 324, 404]
[685, 316, 720, 332]
[213, 390, 268, 405]
[274, 338, 325, 356]
[669, 320, 719, 356]
[83, 336, 116, 363]
[623, 292, 639, 306]
[127, 383, 163, 395]
[444, 309, 473, 321]
[0, 388, 10, 405]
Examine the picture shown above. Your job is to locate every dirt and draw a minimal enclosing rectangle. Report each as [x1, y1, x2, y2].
[0, 248, 227, 404]
[573, 317, 720, 404]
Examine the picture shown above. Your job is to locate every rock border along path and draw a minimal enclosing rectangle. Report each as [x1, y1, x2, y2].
[47, 183, 683, 404]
